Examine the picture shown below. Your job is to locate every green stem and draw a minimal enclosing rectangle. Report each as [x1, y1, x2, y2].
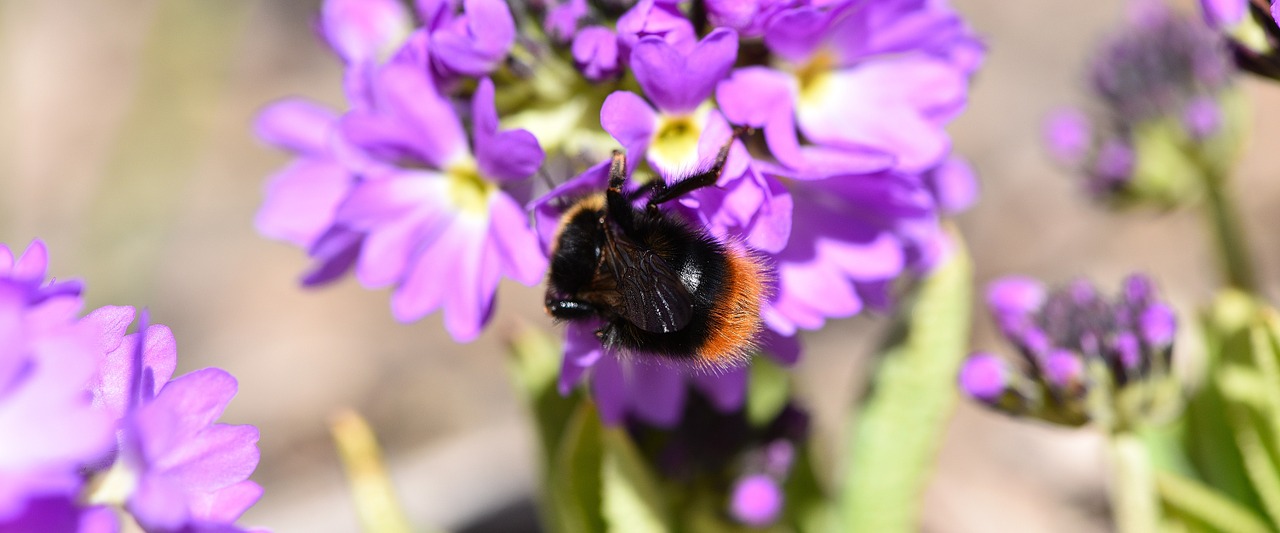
[1202, 164, 1258, 293]
[1110, 433, 1160, 533]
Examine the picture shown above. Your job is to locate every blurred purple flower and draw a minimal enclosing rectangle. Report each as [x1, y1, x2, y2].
[254, 100, 364, 286]
[1198, 0, 1245, 28]
[572, 26, 621, 81]
[545, 0, 588, 43]
[0, 241, 265, 532]
[0, 266, 110, 522]
[556, 321, 799, 427]
[601, 28, 739, 176]
[705, 0, 789, 38]
[615, 0, 696, 58]
[1044, 108, 1092, 165]
[717, 0, 980, 174]
[1183, 95, 1223, 140]
[730, 474, 783, 527]
[416, 0, 516, 82]
[320, 0, 414, 104]
[960, 274, 1179, 426]
[335, 69, 546, 341]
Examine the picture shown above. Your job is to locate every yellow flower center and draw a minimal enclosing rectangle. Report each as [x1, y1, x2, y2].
[648, 102, 713, 173]
[793, 49, 838, 102]
[445, 158, 495, 215]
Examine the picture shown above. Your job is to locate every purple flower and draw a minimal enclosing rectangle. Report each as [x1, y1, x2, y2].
[417, 0, 516, 82]
[0, 279, 111, 522]
[716, 0, 979, 174]
[254, 100, 364, 286]
[1198, 0, 1246, 28]
[1090, 5, 1233, 127]
[601, 28, 739, 177]
[336, 69, 546, 340]
[0, 241, 265, 532]
[705, 0, 789, 38]
[730, 474, 783, 527]
[615, 0, 696, 58]
[1044, 108, 1092, 165]
[572, 26, 621, 81]
[960, 274, 1179, 427]
[320, 0, 414, 104]
[545, 0, 588, 43]
[553, 320, 799, 428]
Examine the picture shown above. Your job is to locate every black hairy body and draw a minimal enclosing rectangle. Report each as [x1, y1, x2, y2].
[544, 133, 765, 367]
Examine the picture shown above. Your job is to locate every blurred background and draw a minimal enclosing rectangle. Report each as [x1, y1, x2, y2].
[3, 0, 1278, 531]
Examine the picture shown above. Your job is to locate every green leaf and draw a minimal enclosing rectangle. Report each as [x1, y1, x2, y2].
[838, 229, 973, 532]
[783, 442, 834, 533]
[1184, 296, 1267, 513]
[508, 327, 605, 533]
[552, 402, 607, 533]
[1158, 470, 1274, 533]
[747, 356, 791, 428]
[601, 428, 672, 533]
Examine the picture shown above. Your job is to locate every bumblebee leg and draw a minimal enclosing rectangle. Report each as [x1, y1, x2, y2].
[647, 126, 751, 207]
[605, 150, 638, 230]
[546, 298, 599, 320]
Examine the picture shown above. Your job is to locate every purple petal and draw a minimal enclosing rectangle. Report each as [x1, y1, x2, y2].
[1199, 0, 1246, 27]
[430, 0, 515, 77]
[559, 321, 605, 395]
[730, 474, 783, 527]
[135, 369, 239, 457]
[591, 355, 628, 425]
[763, 6, 829, 62]
[924, 156, 978, 215]
[615, 0, 696, 56]
[341, 63, 467, 169]
[10, 240, 48, 283]
[152, 424, 260, 494]
[958, 353, 1008, 401]
[986, 277, 1046, 322]
[191, 480, 263, 524]
[255, 158, 352, 248]
[1043, 108, 1091, 165]
[1043, 349, 1084, 391]
[572, 27, 621, 81]
[472, 78, 545, 182]
[488, 193, 548, 286]
[321, 0, 413, 64]
[301, 226, 364, 286]
[631, 29, 738, 114]
[129, 475, 189, 530]
[600, 91, 657, 175]
[625, 362, 686, 428]
[761, 329, 800, 365]
[1140, 303, 1177, 348]
[795, 56, 964, 173]
[691, 367, 748, 413]
[1183, 96, 1222, 140]
[545, 0, 588, 42]
[85, 306, 178, 420]
[254, 99, 339, 156]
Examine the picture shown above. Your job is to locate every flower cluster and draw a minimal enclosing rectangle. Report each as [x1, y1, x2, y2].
[1046, 3, 1240, 205]
[959, 274, 1179, 429]
[623, 388, 810, 529]
[0, 241, 263, 533]
[258, 0, 982, 426]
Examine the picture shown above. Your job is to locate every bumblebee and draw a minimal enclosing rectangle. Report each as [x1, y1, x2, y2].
[544, 133, 767, 367]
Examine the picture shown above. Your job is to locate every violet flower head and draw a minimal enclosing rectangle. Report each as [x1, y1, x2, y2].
[0, 241, 265, 532]
[960, 274, 1180, 429]
[1091, 6, 1233, 128]
[417, 0, 517, 82]
[730, 474, 783, 527]
[1050, 4, 1239, 204]
[336, 69, 546, 341]
[572, 26, 621, 81]
[0, 243, 111, 522]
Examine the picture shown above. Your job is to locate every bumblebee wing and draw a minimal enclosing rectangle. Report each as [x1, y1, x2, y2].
[602, 234, 694, 333]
